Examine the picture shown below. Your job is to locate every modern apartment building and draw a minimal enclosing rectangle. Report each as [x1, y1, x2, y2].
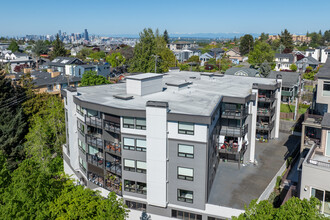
[300, 57, 330, 217]
[62, 70, 281, 219]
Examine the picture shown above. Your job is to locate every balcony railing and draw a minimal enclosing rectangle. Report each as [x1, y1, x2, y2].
[86, 134, 103, 148]
[281, 90, 293, 97]
[85, 116, 102, 129]
[87, 154, 104, 168]
[257, 107, 275, 116]
[219, 142, 248, 162]
[221, 108, 248, 119]
[258, 94, 275, 102]
[104, 120, 120, 134]
[105, 161, 122, 176]
[88, 172, 104, 187]
[105, 177, 122, 196]
[303, 112, 323, 126]
[220, 124, 248, 137]
[256, 121, 274, 131]
[104, 141, 121, 156]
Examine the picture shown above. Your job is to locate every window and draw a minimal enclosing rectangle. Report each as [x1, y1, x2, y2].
[178, 189, 193, 203]
[136, 139, 146, 152]
[323, 81, 330, 96]
[136, 161, 147, 174]
[123, 117, 134, 128]
[78, 139, 86, 153]
[77, 121, 85, 135]
[123, 138, 135, 150]
[125, 200, 146, 211]
[76, 105, 83, 116]
[171, 210, 202, 220]
[178, 122, 194, 135]
[124, 180, 136, 192]
[79, 156, 86, 172]
[88, 145, 99, 155]
[124, 159, 135, 172]
[178, 167, 193, 181]
[136, 118, 146, 130]
[86, 109, 98, 117]
[178, 144, 194, 158]
[136, 182, 147, 195]
[311, 188, 330, 215]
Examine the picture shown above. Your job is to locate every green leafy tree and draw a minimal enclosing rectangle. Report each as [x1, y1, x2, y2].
[233, 197, 326, 220]
[80, 70, 110, 86]
[129, 28, 176, 73]
[280, 29, 294, 51]
[259, 33, 269, 42]
[0, 151, 10, 195]
[32, 40, 49, 69]
[106, 52, 126, 68]
[49, 185, 129, 219]
[220, 55, 232, 72]
[89, 51, 106, 60]
[248, 41, 275, 67]
[290, 64, 297, 72]
[8, 40, 19, 52]
[207, 58, 217, 65]
[76, 48, 93, 60]
[163, 29, 169, 44]
[51, 34, 66, 59]
[187, 55, 200, 63]
[239, 34, 254, 55]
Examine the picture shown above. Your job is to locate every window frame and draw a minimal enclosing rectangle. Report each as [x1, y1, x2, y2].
[177, 167, 194, 181]
[177, 189, 194, 203]
[178, 144, 194, 158]
[135, 118, 146, 130]
[136, 139, 146, 152]
[136, 161, 147, 174]
[124, 180, 136, 193]
[123, 159, 136, 172]
[178, 122, 194, 135]
[123, 117, 135, 129]
[123, 137, 135, 151]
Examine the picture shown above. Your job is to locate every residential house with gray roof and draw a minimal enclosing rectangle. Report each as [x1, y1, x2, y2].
[275, 53, 295, 71]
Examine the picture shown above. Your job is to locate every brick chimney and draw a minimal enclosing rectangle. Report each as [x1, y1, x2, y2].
[51, 72, 60, 78]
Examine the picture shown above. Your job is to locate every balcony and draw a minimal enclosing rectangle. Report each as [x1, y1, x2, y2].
[87, 154, 104, 168]
[221, 108, 248, 119]
[256, 121, 274, 131]
[85, 116, 102, 129]
[86, 134, 103, 148]
[105, 174, 122, 196]
[219, 141, 247, 162]
[88, 172, 104, 187]
[258, 94, 275, 103]
[105, 140, 121, 156]
[104, 120, 120, 134]
[306, 145, 330, 169]
[257, 107, 275, 117]
[105, 161, 122, 176]
[281, 90, 293, 97]
[303, 112, 323, 128]
[220, 124, 248, 137]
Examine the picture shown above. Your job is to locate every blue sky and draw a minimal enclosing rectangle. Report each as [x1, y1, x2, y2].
[2, 0, 330, 37]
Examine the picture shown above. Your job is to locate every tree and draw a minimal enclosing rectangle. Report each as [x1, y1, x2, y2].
[259, 63, 272, 77]
[8, 40, 19, 53]
[163, 29, 169, 44]
[248, 41, 275, 67]
[187, 55, 200, 64]
[89, 51, 106, 60]
[259, 33, 269, 42]
[76, 48, 93, 60]
[232, 197, 327, 220]
[207, 58, 217, 65]
[219, 55, 232, 72]
[290, 64, 297, 72]
[80, 70, 110, 86]
[32, 40, 49, 69]
[129, 28, 176, 73]
[279, 29, 294, 51]
[49, 186, 129, 219]
[239, 34, 254, 55]
[51, 34, 66, 59]
[106, 52, 126, 68]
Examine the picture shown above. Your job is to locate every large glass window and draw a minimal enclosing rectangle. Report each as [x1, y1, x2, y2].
[178, 122, 194, 135]
[323, 81, 330, 96]
[136, 139, 146, 152]
[171, 210, 202, 220]
[86, 109, 98, 117]
[123, 137, 135, 150]
[136, 118, 146, 130]
[125, 200, 146, 211]
[88, 145, 99, 155]
[312, 188, 330, 215]
[123, 117, 134, 128]
[177, 189, 193, 203]
[178, 167, 194, 181]
[124, 180, 136, 192]
[136, 182, 147, 195]
[178, 144, 194, 158]
[76, 105, 83, 116]
[136, 161, 147, 174]
[124, 159, 135, 172]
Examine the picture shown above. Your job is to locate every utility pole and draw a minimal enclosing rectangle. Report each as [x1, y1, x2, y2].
[152, 54, 160, 73]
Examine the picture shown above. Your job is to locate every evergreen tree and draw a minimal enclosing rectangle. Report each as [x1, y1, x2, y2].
[163, 29, 169, 44]
[279, 29, 294, 51]
[8, 40, 19, 53]
[51, 34, 66, 59]
[32, 40, 49, 69]
[239, 34, 254, 55]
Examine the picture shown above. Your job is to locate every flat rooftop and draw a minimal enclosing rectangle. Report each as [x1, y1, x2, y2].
[208, 133, 299, 209]
[75, 70, 277, 117]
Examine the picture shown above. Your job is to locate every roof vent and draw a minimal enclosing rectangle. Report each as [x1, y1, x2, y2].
[113, 94, 134, 100]
[125, 73, 163, 96]
[166, 81, 192, 91]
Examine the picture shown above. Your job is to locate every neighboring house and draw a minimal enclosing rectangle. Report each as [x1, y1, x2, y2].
[305, 47, 330, 64]
[71, 45, 84, 56]
[225, 67, 261, 77]
[267, 71, 300, 103]
[296, 56, 320, 72]
[174, 48, 201, 63]
[41, 57, 84, 74]
[0, 51, 34, 73]
[274, 53, 295, 71]
[8, 70, 81, 94]
[168, 41, 197, 51]
[299, 58, 330, 217]
[62, 70, 283, 219]
[199, 48, 224, 66]
[226, 49, 244, 64]
[65, 62, 110, 78]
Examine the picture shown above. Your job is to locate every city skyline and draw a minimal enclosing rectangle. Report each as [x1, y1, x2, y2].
[1, 0, 330, 37]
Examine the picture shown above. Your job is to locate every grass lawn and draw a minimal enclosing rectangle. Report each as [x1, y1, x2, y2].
[280, 103, 309, 114]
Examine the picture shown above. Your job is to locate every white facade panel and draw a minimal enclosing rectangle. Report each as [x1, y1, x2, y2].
[168, 121, 207, 143]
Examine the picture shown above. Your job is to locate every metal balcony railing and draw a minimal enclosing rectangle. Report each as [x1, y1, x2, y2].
[85, 116, 102, 129]
[219, 124, 248, 137]
[104, 120, 120, 134]
[86, 134, 103, 148]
